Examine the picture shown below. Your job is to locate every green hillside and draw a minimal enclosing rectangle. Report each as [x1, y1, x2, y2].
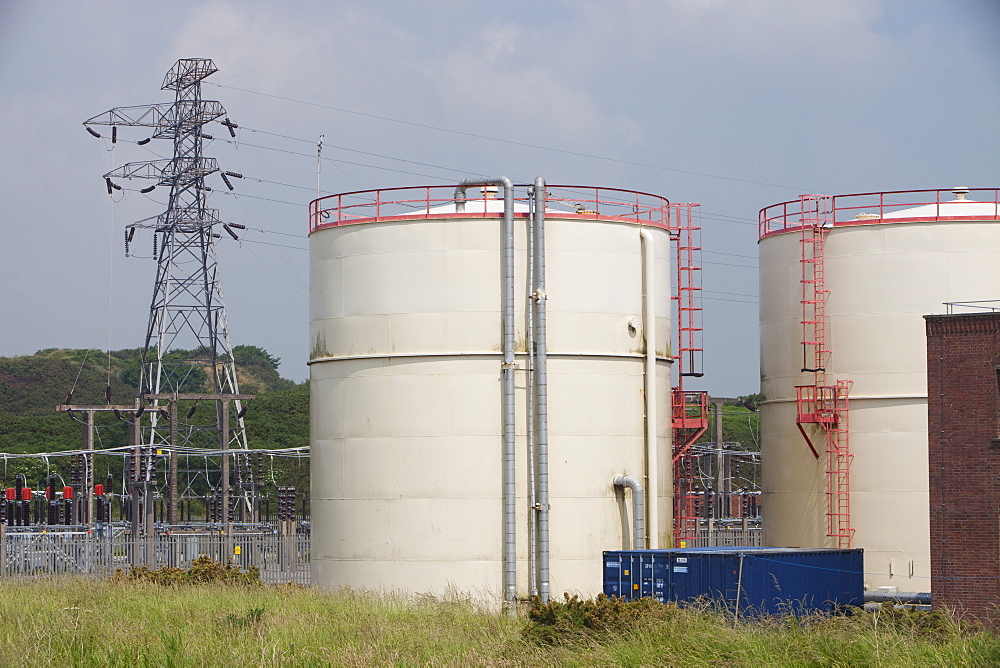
[0, 346, 307, 489]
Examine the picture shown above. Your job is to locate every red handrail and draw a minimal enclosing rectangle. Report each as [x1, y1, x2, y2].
[309, 184, 673, 234]
[759, 188, 1000, 239]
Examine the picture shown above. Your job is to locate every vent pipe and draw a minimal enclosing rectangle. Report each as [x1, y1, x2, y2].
[639, 228, 660, 549]
[456, 177, 515, 609]
[613, 475, 645, 549]
[532, 177, 550, 603]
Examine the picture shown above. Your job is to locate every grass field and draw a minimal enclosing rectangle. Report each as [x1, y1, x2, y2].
[0, 577, 997, 666]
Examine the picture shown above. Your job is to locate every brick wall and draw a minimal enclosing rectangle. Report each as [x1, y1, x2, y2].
[926, 312, 1000, 624]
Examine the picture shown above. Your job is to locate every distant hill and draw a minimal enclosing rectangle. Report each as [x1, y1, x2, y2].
[0, 346, 307, 489]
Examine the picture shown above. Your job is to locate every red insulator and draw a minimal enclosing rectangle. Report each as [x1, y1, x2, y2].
[94, 484, 104, 496]
[20, 488, 31, 501]
[62, 486, 73, 500]
[45, 486, 53, 500]
[5, 488, 14, 501]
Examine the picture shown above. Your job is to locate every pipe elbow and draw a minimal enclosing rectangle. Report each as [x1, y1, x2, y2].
[613, 474, 643, 495]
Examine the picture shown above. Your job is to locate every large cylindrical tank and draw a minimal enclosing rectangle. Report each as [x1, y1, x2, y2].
[759, 188, 1000, 591]
[309, 185, 674, 600]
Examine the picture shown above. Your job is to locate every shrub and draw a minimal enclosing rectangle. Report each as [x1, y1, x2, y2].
[524, 593, 677, 645]
[109, 555, 261, 586]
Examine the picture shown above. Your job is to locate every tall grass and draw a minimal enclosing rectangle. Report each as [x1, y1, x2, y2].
[0, 579, 995, 666]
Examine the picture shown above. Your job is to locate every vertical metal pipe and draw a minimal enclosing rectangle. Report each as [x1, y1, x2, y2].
[639, 229, 659, 549]
[532, 177, 550, 602]
[526, 187, 538, 599]
[499, 178, 516, 609]
[457, 177, 516, 609]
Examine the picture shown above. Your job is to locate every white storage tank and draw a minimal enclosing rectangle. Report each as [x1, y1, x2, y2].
[309, 183, 675, 601]
[759, 187, 1000, 592]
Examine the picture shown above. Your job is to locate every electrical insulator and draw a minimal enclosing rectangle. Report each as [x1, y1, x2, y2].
[229, 223, 246, 230]
[187, 402, 198, 418]
[140, 185, 155, 194]
[223, 224, 239, 240]
[111, 126, 117, 144]
[86, 127, 101, 138]
[221, 173, 234, 191]
[200, 133, 213, 140]
[64, 391, 73, 405]
[106, 385, 112, 403]
[224, 171, 243, 179]
[137, 137, 151, 145]
[152, 233, 157, 257]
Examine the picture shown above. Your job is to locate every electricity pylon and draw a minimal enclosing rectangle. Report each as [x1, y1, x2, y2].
[84, 59, 252, 524]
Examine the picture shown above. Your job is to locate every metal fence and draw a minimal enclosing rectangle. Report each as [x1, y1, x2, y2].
[0, 529, 310, 585]
[679, 528, 764, 548]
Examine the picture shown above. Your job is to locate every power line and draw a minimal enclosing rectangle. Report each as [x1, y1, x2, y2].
[704, 296, 758, 304]
[705, 290, 758, 298]
[213, 125, 767, 228]
[207, 81, 820, 192]
[703, 250, 758, 260]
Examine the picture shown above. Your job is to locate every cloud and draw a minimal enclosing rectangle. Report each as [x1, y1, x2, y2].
[171, 1, 308, 91]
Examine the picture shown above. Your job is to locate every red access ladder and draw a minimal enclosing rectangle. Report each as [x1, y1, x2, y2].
[793, 195, 854, 549]
[669, 204, 709, 545]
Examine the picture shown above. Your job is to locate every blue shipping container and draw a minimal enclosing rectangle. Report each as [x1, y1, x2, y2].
[603, 547, 863, 615]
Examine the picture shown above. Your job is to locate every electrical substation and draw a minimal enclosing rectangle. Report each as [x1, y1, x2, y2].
[0, 59, 307, 583]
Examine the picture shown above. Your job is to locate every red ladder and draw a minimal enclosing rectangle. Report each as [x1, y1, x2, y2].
[793, 195, 854, 548]
[669, 204, 709, 546]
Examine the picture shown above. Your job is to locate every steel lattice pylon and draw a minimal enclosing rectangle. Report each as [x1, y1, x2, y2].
[85, 59, 252, 523]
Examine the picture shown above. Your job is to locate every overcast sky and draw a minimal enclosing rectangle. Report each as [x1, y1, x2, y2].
[1, 0, 997, 397]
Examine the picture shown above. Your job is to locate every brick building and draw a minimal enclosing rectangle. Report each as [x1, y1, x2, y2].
[926, 312, 1000, 624]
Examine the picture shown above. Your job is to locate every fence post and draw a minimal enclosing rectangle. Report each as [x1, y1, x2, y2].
[0, 523, 5, 577]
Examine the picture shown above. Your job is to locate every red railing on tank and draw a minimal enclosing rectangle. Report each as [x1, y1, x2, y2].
[759, 188, 1000, 239]
[309, 185, 673, 233]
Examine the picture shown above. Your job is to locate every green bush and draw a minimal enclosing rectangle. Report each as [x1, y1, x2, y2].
[109, 555, 261, 586]
[524, 593, 679, 645]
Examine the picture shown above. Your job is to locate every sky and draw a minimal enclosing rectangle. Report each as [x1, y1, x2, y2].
[0, 0, 997, 397]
